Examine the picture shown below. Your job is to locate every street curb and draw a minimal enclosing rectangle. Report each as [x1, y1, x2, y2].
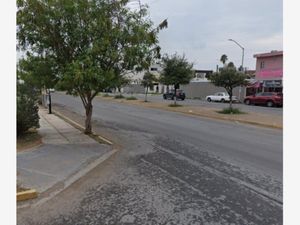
[52, 109, 113, 145]
[17, 189, 38, 201]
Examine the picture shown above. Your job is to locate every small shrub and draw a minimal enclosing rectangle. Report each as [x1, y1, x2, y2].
[126, 96, 137, 100]
[168, 104, 183, 107]
[17, 82, 40, 136]
[217, 108, 246, 114]
[103, 93, 110, 97]
[114, 94, 125, 99]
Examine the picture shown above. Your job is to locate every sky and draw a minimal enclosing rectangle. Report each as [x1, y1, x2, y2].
[2, 1, 300, 224]
[129, 0, 283, 71]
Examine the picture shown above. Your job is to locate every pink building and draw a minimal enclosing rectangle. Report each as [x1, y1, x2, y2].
[253, 50, 283, 92]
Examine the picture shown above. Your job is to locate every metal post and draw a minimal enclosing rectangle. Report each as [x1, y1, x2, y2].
[48, 91, 52, 114]
[46, 89, 52, 114]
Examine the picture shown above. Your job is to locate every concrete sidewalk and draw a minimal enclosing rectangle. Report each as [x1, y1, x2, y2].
[17, 108, 113, 201]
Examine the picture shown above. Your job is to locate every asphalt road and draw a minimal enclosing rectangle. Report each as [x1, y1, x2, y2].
[18, 92, 283, 225]
[120, 93, 283, 116]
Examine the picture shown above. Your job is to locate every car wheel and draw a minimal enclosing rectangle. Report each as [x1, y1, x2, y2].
[207, 98, 211, 102]
[244, 99, 251, 105]
[266, 101, 274, 107]
[221, 98, 225, 103]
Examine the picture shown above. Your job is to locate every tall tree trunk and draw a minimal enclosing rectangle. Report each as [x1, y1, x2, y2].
[84, 101, 93, 134]
[228, 88, 233, 111]
[145, 86, 148, 102]
[174, 87, 177, 105]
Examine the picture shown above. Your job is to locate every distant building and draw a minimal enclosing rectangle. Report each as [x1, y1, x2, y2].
[190, 70, 213, 83]
[123, 63, 167, 94]
[254, 50, 283, 92]
[124, 65, 213, 94]
[246, 50, 283, 96]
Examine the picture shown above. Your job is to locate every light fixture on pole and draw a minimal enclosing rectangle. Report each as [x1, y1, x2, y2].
[228, 39, 244, 71]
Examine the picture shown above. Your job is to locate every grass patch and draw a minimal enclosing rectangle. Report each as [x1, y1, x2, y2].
[217, 108, 246, 114]
[150, 93, 161, 96]
[126, 96, 137, 100]
[168, 104, 183, 107]
[102, 93, 111, 97]
[114, 94, 125, 99]
[17, 129, 42, 152]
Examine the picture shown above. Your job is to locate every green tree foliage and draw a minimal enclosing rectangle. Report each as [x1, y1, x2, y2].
[141, 72, 157, 102]
[220, 54, 228, 65]
[227, 61, 235, 68]
[17, 0, 164, 134]
[160, 53, 194, 105]
[209, 64, 248, 110]
[17, 81, 40, 136]
[18, 55, 58, 91]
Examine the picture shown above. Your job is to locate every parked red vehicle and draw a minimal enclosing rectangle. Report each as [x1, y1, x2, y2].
[244, 92, 283, 107]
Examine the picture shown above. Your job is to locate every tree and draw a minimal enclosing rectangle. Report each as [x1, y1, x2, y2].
[141, 71, 157, 102]
[18, 55, 59, 113]
[220, 54, 228, 65]
[18, 55, 58, 92]
[227, 61, 235, 68]
[17, 79, 40, 136]
[17, 0, 164, 134]
[160, 53, 194, 105]
[209, 64, 248, 110]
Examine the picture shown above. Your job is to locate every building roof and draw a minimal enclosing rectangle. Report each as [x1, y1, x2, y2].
[253, 50, 283, 58]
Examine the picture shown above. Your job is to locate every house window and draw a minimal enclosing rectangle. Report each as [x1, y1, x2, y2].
[260, 61, 265, 69]
[150, 67, 158, 71]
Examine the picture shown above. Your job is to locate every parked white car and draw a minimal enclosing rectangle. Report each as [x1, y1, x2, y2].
[205, 92, 238, 103]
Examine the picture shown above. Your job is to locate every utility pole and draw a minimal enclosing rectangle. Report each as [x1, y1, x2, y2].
[228, 39, 245, 101]
[228, 39, 244, 71]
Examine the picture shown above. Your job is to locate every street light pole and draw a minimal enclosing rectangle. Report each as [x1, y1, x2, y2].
[228, 39, 245, 101]
[228, 38, 244, 71]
